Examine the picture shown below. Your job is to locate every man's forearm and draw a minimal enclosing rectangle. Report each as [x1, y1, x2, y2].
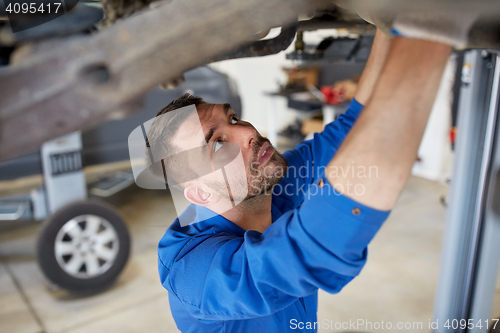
[327, 37, 451, 210]
[354, 28, 392, 105]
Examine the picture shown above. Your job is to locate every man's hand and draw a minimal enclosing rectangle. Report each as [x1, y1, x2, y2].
[326, 37, 451, 211]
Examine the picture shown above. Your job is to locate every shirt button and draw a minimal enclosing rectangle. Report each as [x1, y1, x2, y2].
[352, 207, 361, 215]
[318, 179, 325, 188]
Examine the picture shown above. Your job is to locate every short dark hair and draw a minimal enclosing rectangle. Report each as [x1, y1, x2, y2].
[145, 93, 206, 184]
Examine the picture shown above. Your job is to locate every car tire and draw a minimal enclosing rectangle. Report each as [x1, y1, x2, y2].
[37, 200, 130, 294]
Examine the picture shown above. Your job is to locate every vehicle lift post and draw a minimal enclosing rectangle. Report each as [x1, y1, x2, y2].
[434, 49, 500, 332]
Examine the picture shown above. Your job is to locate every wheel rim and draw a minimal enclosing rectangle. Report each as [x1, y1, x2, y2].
[54, 214, 120, 279]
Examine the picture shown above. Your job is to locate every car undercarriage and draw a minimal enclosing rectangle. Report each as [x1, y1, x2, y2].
[1, 0, 500, 162]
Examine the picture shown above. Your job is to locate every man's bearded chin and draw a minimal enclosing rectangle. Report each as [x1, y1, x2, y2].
[246, 144, 288, 199]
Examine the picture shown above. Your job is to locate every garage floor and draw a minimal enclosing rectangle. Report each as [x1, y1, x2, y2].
[0, 170, 498, 333]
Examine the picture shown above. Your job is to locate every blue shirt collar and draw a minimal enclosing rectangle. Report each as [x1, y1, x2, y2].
[193, 205, 246, 236]
[190, 201, 284, 237]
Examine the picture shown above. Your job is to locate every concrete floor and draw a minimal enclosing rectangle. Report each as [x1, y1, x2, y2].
[0, 172, 498, 333]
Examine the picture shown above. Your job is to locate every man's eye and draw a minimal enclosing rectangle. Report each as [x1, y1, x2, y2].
[230, 117, 238, 125]
[214, 141, 223, 152]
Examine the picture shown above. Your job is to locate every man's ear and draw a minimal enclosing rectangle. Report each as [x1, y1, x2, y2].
[184, 185, 220, 207]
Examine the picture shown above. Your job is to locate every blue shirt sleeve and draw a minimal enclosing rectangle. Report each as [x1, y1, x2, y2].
[276, 98, 364, 208]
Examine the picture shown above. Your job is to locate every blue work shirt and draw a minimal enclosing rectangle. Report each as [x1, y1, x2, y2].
[158, 99, 390, 332]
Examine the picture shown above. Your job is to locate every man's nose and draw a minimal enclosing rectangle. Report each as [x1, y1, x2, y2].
[233, 123, 258, 150]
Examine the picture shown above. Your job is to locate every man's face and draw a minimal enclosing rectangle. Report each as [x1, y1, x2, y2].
[172, 103, 288, 202]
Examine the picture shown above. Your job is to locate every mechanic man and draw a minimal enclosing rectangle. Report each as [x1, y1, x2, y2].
[149, 24, 452, 332]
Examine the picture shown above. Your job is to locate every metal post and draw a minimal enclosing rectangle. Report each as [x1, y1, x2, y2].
[467, 53, 500, 333]
[433, 50, 499, 332]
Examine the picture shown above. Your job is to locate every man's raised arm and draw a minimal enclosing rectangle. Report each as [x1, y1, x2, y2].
[354, 28, 392, 105]
[327, 37, 451, 210]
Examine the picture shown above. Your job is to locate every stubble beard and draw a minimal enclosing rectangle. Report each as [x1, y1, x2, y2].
[246, 138, 288, 199]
